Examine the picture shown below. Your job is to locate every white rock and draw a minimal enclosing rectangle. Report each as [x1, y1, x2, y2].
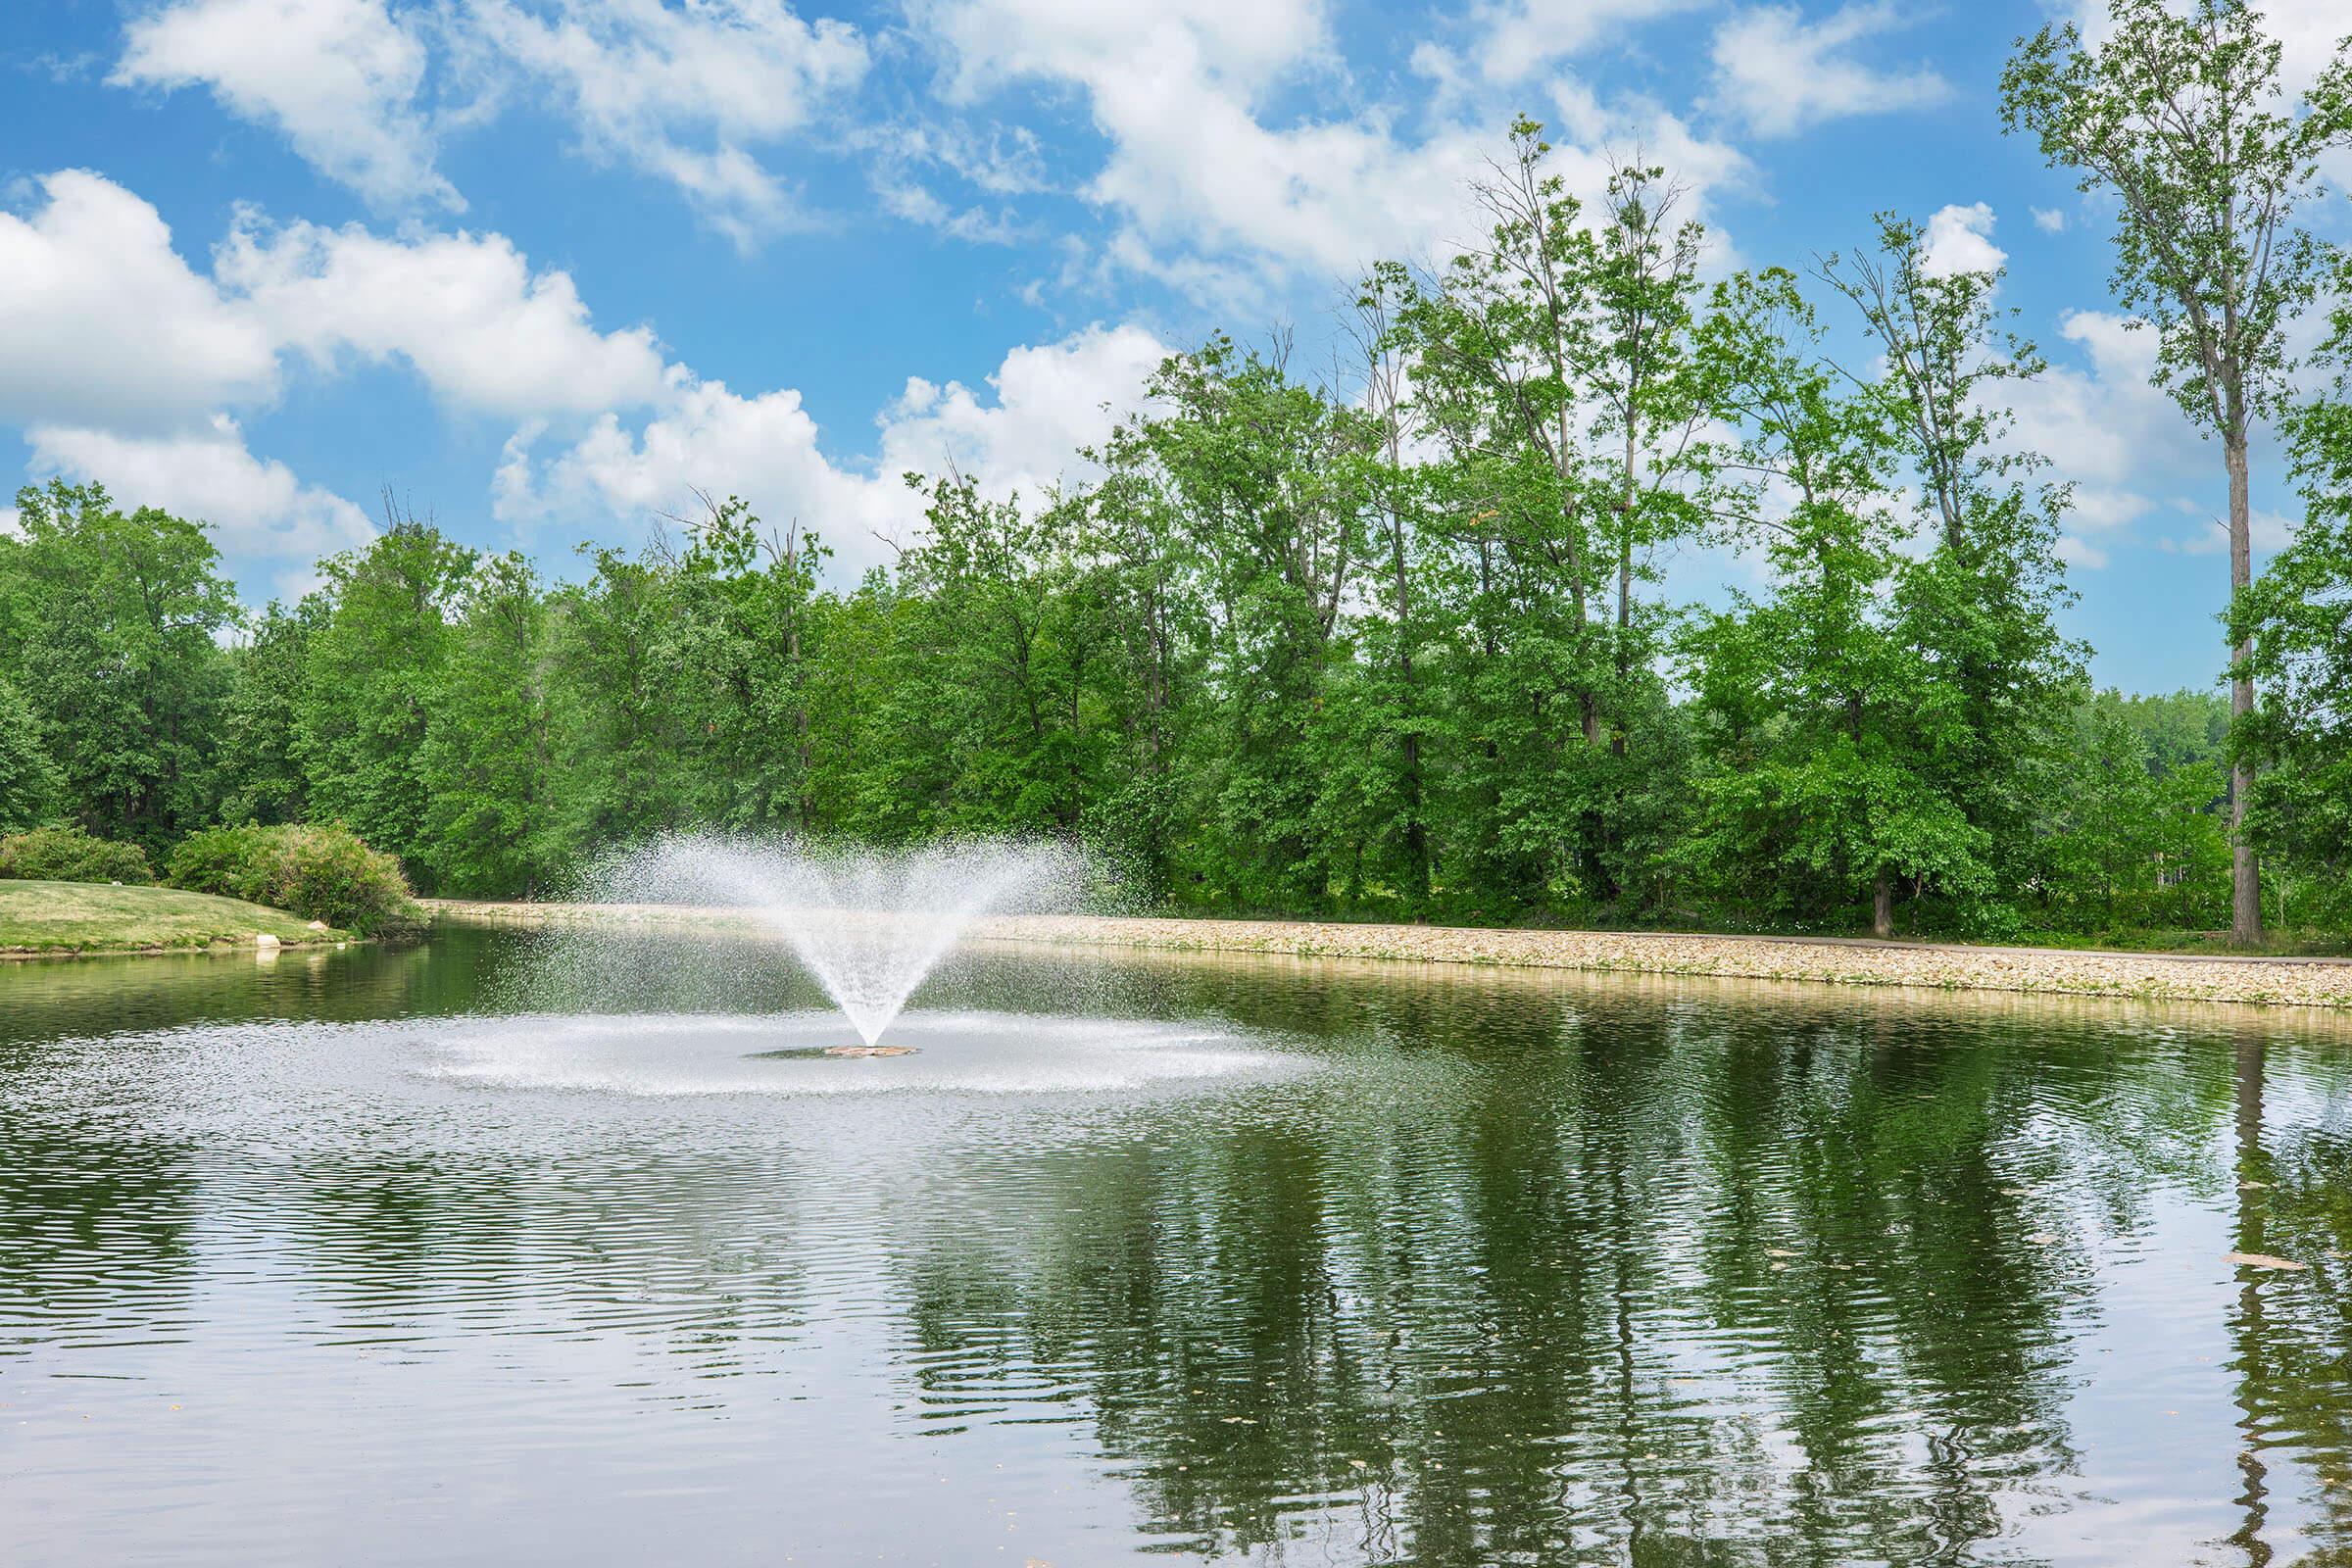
[255, 932, 280, 949]
[307, 920, 328, 931]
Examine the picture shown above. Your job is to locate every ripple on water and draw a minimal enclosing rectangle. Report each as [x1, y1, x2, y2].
[420, 1009, 1310, 1099]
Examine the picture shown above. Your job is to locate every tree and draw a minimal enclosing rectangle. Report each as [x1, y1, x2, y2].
[215, 599, 322, 827]
[418, 553, 560, 896]
[1684, 270, 1987, 937]
[1390, 125, 1713, 910]
[1, 480, 236, 849]
[297, 511, 474, 881]
[2231, 395, 2352, 928]
[1133, 336, 1373, 910]
[0, 675, 62, 833]
[2001, 0, 2352, 942]
[1817, 215, 2085, 910]
[548, 543, 691, 849]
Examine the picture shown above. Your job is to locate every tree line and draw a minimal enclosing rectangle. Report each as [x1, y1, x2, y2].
[1, 0, 2347, 942]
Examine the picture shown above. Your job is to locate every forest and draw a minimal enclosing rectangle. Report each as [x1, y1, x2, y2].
[2, 3, 2349, 946]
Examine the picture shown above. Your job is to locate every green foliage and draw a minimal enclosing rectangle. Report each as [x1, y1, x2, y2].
[0, 824, 155, 885]
[0, 675, 62, 832]
[166, 822, 417, 934]
[2, 480, 236, 851]
[294, 514, 475, 889]
[3, 105, 2343, 947]
[2002, 0, 2352, 942]
[2231, 393, 2352, 927]
[215, 600, 320, 827]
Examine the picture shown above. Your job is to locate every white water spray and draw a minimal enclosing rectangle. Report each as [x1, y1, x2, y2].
[592, 836, 1082, 1046]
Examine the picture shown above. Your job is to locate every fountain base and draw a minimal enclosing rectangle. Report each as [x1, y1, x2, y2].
[822, 1044, 917, 1058]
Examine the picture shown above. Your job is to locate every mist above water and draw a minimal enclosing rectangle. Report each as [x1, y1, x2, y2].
[582, 835, 1088, 1045]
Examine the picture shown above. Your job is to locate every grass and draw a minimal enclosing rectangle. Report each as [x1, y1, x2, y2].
[0, 880, 344, 956]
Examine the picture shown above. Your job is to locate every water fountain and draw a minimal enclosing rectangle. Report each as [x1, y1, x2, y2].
[480, 832, 1297, 1100]
[590, 834, 1086, 1050]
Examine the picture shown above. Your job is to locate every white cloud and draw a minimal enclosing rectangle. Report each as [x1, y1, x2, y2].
[498, 323, 1168, 575]
[2054, 533, 2108, 569]
[923, 0, 1747, 298]
[1463, 0, 1704, 82]
[115, 0, 458, 211]
[1919, 202, 2005, 277]
[1708, 2, 1952, 138]
[216, 216, 676, 418]
[2, 164, 1167, 590]
[0, 170, 279, 433]
[2032, 206, 2067, 233]
[26, 415, 374, 588]
[114, 0, 874, 242]
[2002, 310, 2181, 567]
[464, 0, 869, 245]
[3, 169, 675, 434]
[928, 0, 1328, 102]
[875, 323, 1167, 490]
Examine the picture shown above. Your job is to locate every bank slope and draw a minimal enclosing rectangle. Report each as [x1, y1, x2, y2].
[0, 881, 339, 956]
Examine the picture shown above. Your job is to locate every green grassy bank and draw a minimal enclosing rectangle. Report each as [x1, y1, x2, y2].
[0, 881, 343, 956]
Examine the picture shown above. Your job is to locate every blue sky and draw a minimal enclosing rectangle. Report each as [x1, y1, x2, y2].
[3, 0, 2344, 694]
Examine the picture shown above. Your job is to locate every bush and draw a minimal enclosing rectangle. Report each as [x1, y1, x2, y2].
[0, 824, 155, 884]
[167, 822, 419, 935]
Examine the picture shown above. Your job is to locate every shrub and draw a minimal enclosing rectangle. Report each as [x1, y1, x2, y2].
[167, 822, 419, 935]
[0, 824, 155, 884]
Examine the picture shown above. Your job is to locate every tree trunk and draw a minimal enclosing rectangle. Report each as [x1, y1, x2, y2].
[1873, 870, 1894, 940]
[2226, 431, 2264, 946]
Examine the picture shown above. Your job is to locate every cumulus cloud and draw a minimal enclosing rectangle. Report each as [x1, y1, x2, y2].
[1708, 2, 1952, 138]
[2, 170, 674, 430]
[2002, 310, 2235, 568]
[216, 216, 676, 418]
[0, 170, 279, 433]
[2032, 206, 2068, 234]
[1462, 0, 1704, 82]
[115, 0, 459, 211]
[1919, 202, 2005, 277]
[3, 164, 1172, 589]
[498, 323, 1169, 575]
[26, 415, 374, 590]
[114, 0, 873, 243]
[923, 0, 1748, 299]
[462, 0, 870, 244]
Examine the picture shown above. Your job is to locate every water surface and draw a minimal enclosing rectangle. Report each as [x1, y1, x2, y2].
[6, 927, 2352, 1565]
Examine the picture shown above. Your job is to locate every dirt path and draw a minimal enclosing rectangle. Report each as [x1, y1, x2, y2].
[425, 900, 2352, 1011]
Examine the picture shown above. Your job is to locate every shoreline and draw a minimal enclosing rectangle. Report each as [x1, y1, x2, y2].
[0, 936, 350, 962]
[425, 900, 2352, 1011]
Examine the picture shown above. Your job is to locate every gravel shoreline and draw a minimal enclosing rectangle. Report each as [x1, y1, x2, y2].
[426, 900, 2352, 1011]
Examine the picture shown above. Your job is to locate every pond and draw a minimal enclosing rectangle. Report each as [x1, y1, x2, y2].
[5, 925, 2352, 1565]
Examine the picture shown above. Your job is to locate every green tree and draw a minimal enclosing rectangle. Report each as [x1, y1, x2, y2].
[417, 553, 560, 896]
[1817, 214, 2084, 916]
[548, 543, 692, 849]
[215, 598, 322, 827]
[1684, 271, 1987, 937]
[0, 480, 236, 849]
[1131, 336, 1373, 909]
[2231, 395, 2352, 927]
[0, 674, 62, 832]
[2001, 0, 2352, 942]
[297, 513, 475, 881]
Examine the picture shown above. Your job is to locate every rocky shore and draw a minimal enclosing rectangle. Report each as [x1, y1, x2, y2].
[426, 900, 2352, 1010]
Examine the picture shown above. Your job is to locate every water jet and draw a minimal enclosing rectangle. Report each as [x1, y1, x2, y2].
[586, 834, 1085, 1046]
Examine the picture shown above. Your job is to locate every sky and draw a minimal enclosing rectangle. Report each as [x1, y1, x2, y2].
[2, 0, 2346, 694]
